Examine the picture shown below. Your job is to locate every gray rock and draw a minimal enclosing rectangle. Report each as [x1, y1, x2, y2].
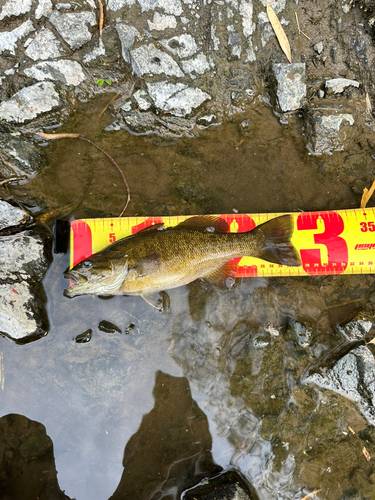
[339, 318, 373, 340]
[146, 81, 187, 109]
[0, 82, 60, 123]
[181, 53, 210, 76]
[314, 41, 324, 54]
[107, 0, 136, 10]
[116, 23, 140, 64]
[0, 20, 35, 56]
[138, 0, 183, 15]
[161, 87, 211, 116]
[160, 34, 199, 58]
[304, 108, 355, 155]
[49, 11, 96, 50]
[0, 133, 48, 179]
[82, 38, 106, 63]
[130, 44, 184, 77]
[306, 345, 375, 425]
[325, 78, 360, 94]
[24, 60, 86, 86]
[0, 231, 49, 342]
[133, 89, 152, 110]
[35, 0, 53, 19]
[0, 0, 33, 21]
[24, 28, 65, 61]
[0, 201, 30, 231]
[148, 12, 177, 31]
[184, 470, 258, 500]
[273, 63, 306, 112]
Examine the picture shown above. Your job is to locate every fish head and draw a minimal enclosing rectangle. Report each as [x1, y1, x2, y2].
[64, 253, 129, 298]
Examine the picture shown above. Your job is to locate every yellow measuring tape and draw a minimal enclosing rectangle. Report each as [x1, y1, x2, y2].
[69, 208, 375, 277]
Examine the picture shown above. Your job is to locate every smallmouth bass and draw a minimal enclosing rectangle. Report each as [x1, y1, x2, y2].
[64, 214, 301, 307]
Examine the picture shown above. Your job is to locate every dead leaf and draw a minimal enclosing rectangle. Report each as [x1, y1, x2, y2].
[360, 180, 375, 209]
[266, 1, 292, 63]
[300, 490, 322, 500]
[363, 446, 371, 461]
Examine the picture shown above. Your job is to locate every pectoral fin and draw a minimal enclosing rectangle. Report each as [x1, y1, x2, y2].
[202, 260, 239, 288]
[141, 291, 170, 311]
[130, 253, 160, 278]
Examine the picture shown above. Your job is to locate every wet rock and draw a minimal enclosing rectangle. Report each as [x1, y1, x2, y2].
[304, 106, 355, 155]
[184, 470, 259, 500]
[273, 63, 306, 112]
[107, 0, 136, 11]
[98, 320, 121, 334]
[306, 345, 375, 425]
[0, 0, 33, 21]
[0, 200, 30, 231]
[160, 34, 199, 58]
[0, 230, 50, 342]
[75, 329, 93, 343]
[146, 81, 211, 116]
[35, 0, 53, 19]
[339, 318, 373, 340]
[130, 44, 184, 77]
[0, 82, 60, 123]
[49, 11, 96, 50]
[138, 0, 183, 15]
[0, 20, 35, 56]
[0, 133, 48, 179]
[24, 60, 86, 86]
[148, 12, 177, 31]
[181, 53, 210, 76]
[82, 38, 106, 63]
[115, 22, 140, 64]
[325, 78, 360, 94]
[133, 89, 152, 110]
[314, 41, 324, 54]
[24, 28, 65, 61]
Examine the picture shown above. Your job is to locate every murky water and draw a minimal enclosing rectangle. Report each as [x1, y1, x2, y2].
[2, 95, 375, 500]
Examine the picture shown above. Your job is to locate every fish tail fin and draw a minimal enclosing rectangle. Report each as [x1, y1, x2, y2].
[252, 214, 301, 267]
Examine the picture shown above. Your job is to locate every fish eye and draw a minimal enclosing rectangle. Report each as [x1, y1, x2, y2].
[82, 261, 93, 268]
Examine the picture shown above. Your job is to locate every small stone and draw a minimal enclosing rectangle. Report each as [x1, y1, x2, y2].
[56, 2, 73, 10]
[181, 53, 210, 76]
[160, 34, 199, 58]
[49, 11, 96, 49]
[130, 44, 184, 77]
[0, 0, 33, 21]
[98, 320, 121, 334]
[0, 201, 30, 231]
[35, 0, 53, 19]
[75, 329, 92, 343]
[325, 78, 360, 94]
[162, 87, 211, 117]
[306, 345, 375, 425]
[314, 41, 324, 54]
[133, 89, 152, 110]
[116, 23, 140, 63]
[25, 28, 65, 61]
[82, 38, 106, 63]
[0, 82, 60, 123]
[304, 107, 355, 155]
[273, 63, 306, 112]
[138, 0, 183, 15]
[121, 101, 132, 112]
[148, 12, 177, 30]
[24, 60, 86, 86]
[241, 119, 250, 128]
[0, 20, 35, 56]
[107, 0, 136, 9]
[318, 89, 325, 98]
[197, 114, 218, 126]
[146, 81, 187, 108]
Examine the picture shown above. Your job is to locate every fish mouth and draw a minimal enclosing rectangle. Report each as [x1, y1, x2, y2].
[63, 270, 88, 298]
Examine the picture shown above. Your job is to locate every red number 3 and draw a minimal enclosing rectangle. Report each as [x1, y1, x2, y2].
[297, 213, 348, 275]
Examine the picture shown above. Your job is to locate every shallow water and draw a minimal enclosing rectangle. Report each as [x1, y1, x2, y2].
[2, 94, 375, 500]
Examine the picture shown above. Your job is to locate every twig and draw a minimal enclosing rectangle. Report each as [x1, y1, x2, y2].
[361, 180, 375, 209]
[97, 0, 104, 37]
[36, 132, 130, 217]
[295, 12, 311, 40]
[99, 91, 120, 117]
[0, 176, 26, 185]
[300, 490, 321, 500]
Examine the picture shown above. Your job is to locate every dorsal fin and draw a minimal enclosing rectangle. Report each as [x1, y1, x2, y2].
[135, 223, 165, 234]
[176, 216, 230, 233]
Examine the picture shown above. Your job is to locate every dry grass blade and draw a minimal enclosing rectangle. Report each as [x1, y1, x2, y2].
[35, 131, 130, 217]
[360, 180, 375, 209]
[300, 490, 321, 500]
[348, 426, 356, 435]
[99, 91, 120, 117]
[0, 176, 26, 185]
[97, 0, 104, 37]
[363, 446, 371, 461]
[366, 92, 372, 112]
[266, 1, 292, 63]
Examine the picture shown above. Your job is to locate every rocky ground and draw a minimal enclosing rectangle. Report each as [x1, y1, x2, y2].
[2, 0, 375, 498]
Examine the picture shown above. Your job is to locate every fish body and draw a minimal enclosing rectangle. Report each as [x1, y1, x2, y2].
[64, 214, 301, 302]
